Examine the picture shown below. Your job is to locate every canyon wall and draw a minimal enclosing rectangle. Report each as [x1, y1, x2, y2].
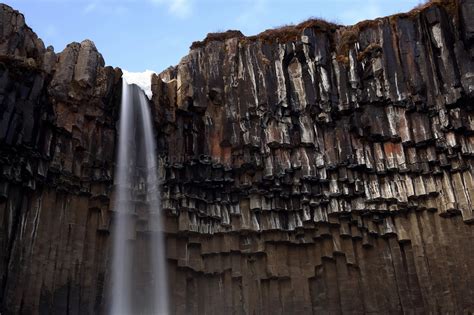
[0, 5, 121, 313]
[1, 0, 474, 314]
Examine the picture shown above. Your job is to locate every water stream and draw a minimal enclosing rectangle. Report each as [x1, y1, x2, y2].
[111, 80, 168, 315]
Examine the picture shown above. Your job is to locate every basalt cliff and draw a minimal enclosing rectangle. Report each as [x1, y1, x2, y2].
[0, 0, 474, 314]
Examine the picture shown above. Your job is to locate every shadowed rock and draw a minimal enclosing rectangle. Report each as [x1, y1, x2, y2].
[0, 1, 474, 314]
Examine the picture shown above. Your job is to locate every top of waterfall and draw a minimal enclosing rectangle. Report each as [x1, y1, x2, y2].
[122, 70, 155, 99]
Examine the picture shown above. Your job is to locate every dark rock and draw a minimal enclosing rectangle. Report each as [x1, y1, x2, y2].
[0, 1, 474, 314]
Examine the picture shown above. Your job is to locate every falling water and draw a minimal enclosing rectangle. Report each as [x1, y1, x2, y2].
[111, 79, 168, 315]
[111, 80, 133, 315]
[138, 86, 169, 315]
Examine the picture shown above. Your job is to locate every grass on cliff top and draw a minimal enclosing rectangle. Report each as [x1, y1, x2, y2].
[190, 0, 458, 51]
[342, 0, 457, 35]
[410, 0, 458, 16]
[190, 30, 245, 49]
[190, 17, 339, 49]
[335, 0, 459, 63]
[247, 17, 339, 43]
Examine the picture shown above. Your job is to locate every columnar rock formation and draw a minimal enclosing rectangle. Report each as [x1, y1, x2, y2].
[0, 5, 121, 313]
[1, 0, 473, 314]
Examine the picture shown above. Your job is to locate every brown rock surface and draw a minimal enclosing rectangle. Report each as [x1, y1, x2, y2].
[0, 0, 473, 314]
[154, 0, 474, 313]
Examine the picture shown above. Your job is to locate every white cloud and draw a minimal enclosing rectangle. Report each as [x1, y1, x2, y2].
[150, 0, 192, 19]
[122, 70, 156, 99]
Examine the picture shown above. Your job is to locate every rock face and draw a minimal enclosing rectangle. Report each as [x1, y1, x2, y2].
[0, 0, 474, 314]
[0, 4, 121, 314]
[153, 1, 474, 314]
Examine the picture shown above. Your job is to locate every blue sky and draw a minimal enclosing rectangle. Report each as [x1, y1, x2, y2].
[7, 0, 423, 73]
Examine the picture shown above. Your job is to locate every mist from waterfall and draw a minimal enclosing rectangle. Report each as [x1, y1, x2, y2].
[111, 79, 168, 315]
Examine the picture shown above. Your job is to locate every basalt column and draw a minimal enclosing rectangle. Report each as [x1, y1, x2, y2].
[152, 1, 474, 314]
[0, 4, 122, 314]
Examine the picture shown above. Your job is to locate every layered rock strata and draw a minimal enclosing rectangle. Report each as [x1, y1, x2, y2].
[0, 0, 473, 314]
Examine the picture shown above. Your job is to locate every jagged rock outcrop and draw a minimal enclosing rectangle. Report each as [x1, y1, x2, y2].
[0, 0, 473, 314]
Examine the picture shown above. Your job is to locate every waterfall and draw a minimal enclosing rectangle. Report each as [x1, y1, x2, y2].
[111, 80, 168, 315]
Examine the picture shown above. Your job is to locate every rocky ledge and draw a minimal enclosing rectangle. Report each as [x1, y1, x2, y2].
[1, 0, 474, 314]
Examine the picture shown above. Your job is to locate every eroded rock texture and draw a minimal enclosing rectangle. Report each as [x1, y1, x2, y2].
[153, 1, 474, 314]
[0, 4, 121, 314]
[0, 0, 473, 314]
